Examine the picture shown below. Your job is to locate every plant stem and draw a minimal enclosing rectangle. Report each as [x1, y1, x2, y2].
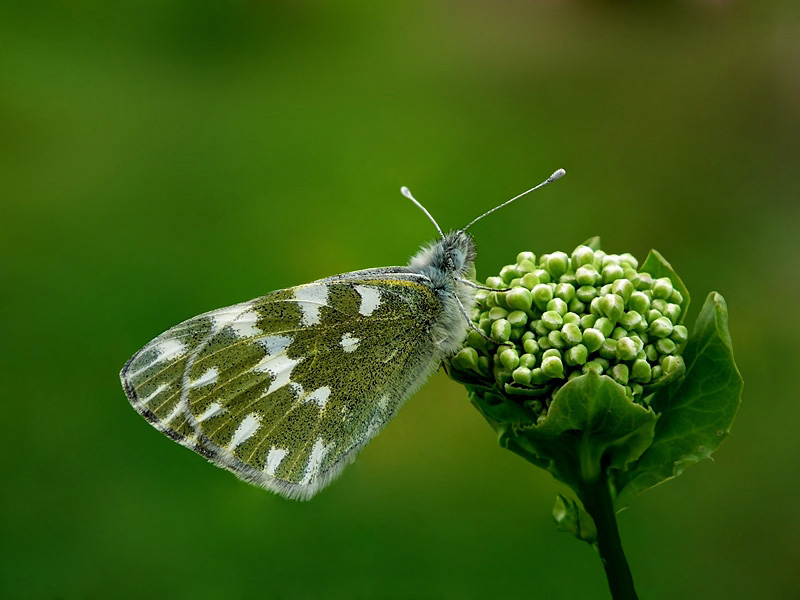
[579, 474, 639, 600]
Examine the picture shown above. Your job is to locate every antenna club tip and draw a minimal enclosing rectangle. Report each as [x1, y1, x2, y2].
[400, 186, 413, 199]
[550, 168, 566, 181]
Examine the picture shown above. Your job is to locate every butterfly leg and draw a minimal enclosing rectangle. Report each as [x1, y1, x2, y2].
[452, 291, 512, 347]
[456, 277, 512, 293]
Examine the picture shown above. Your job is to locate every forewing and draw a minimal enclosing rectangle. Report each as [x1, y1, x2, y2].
[121, 275, 443, 499]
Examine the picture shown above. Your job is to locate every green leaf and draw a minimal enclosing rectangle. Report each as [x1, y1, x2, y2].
[640, 249, 691, 324]
[467, 372, 658, 496]
[582, 236, 602, 251]
[612, 292, 743, 510]
[553, 494, 597, 546]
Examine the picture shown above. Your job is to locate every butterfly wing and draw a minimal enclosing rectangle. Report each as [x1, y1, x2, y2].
[120, 270, 449, 500]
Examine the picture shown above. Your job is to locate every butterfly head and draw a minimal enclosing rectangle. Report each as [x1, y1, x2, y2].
[407, 230, 476, 289]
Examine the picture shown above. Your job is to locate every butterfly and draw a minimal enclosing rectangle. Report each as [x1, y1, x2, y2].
[120, 169, 564, 500]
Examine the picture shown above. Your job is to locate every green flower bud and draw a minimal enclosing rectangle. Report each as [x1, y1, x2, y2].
[499, 347, 520, 371]
[568, 298, 586, 314]
[509, 278, 522, 288]
[500, 264, 521, 283]
[611, 363, 629, 385]
[541, 355, 565, 379]
[616, 337, 638, 361]
[576, 285, 598, 303]
[491, 319, 511, 343]
[635, 272, 654, 290]
[485, 276, 505, 289]
[542, 310, 563, 330]
[512, 366, 532, 385]
[576, 265, 600, 286]
[546, 252, 570, 278]
[547, 298, 568, 316]
[589, 297, 601, 316]
[631, 358, 652, 382]
[580, 314, 598, 329]
[571, 245, 595, 269]
[559, 273, 577, 286]
[542, 348, 561, 360]
[651, 365, 663, 379]
[611, 326, 628, 340]
[523, 337, 539, 355]
[644, 343, 658, 362]
[453, 347, 480, 372]
[555, 282, 576, 303]
[663, 303, 681, 323]
[533, 269, 551, 284]
[532, 284, 554, 310]
[653, 277, 674, 299]
[489, 306, 509, 321]
[661, 355, 685, 378]
[563, 312, 581, 325]
[517, 251, 536, 265]
[598, 294, 625, 321]
[656, 338, 676, 355]
[548, 330, 566, 348]
[510, 327, 524, 341]
[582, 360, 605, 374]
[594, 317, 614, 337]
[530, 368, 548, 385]
[533, 319, 549, 336]
[599, 338, 618, 359]
[670, 324, 688, 345]
[519, 353, 537, 369]
[565, 344, 589, 366]
[651, 298, 668, 314]
[521, 272, 540, 290]
[561, 322, 583, 346]
[582, 328, 605, 353]
[478, 316, 491, 335]
[602, 264, 625, 284]
[538, 335, 552, 350]
[505, 287, 533, 311]
[507, 310, 528, 328]
[649, 317, 674, 338]
[670, 289, 684, 305]
[619, 253, 639, 270]
[612, 278, 634, 303]
[619, 310, 642, 330]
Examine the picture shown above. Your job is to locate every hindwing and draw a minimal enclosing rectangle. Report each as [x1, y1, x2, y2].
[121, 273, 446, 499]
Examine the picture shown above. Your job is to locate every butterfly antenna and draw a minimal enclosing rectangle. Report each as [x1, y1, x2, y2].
[401, 186, 446, 240]
[462, 168, 566, 231]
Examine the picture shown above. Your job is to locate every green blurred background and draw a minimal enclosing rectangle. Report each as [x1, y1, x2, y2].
[2, 1, 798, 598]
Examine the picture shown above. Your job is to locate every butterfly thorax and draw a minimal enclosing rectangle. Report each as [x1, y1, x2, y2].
[407, 230, 477, 355]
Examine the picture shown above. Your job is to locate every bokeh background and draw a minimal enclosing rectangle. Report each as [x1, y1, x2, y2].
[2, 1, 798, 598]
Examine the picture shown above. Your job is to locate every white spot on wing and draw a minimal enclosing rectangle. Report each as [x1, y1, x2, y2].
[197, 402, 224, 422]
[229, 313, 261, 338]
[265, 446, 288, 476]
[294, 284, 329, 326]
[229, 413, 261, 448]
[354, 285, 381, 316]
[258, 335, 293, 356]
[164, 399, 187, 425]
[189, 367, 218, 388]
[138, 383, 168, 405]
[305, 386, 331, 409]
[154, 339, 187, 362]
[339, 332, 360, 353]
[260, 354, 301, 394]
[301, 438, 332, 485]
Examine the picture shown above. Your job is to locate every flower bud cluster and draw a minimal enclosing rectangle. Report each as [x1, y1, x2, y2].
[451, 244, 688, 422]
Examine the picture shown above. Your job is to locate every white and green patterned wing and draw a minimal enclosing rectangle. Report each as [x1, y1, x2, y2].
[120, 273, 446, 500]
